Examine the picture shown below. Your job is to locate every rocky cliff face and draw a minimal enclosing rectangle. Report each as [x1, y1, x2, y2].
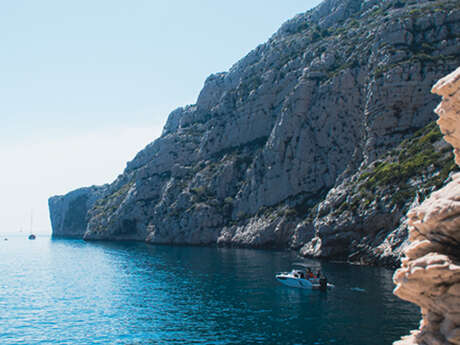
[49, 185, 106, 238]
[301, 120, 458, 266]
[393, 67, 460, 345]
[49, 0, 460, 265]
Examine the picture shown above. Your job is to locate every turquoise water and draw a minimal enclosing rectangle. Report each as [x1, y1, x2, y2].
[0, 236, 418, 344]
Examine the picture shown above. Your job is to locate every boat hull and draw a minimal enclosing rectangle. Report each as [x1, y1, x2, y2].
[276, 273, 333, 290]
[276, 275, 314, 289]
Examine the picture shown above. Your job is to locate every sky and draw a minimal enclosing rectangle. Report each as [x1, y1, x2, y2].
[0, 0, 322, 235]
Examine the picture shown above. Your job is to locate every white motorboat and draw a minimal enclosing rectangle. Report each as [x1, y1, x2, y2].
[275, 264, 334, 290]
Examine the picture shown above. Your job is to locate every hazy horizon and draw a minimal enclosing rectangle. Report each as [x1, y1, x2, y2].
[0, 0, 322, 235]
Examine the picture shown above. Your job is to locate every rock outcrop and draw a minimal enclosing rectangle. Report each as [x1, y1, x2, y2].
[49, 185, 106, 238]
[393, 67, 460, 345]
[49, 0, 460, 265]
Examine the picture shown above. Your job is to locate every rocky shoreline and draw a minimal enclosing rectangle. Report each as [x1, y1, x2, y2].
[393, 67, 460, 345]
[49, 0, 460, 267]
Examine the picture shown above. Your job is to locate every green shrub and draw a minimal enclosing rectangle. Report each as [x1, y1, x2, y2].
[284, 208, 297, 218]
[359, 122, 457, 206]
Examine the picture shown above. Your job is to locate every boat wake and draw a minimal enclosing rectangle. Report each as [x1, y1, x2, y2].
[350, 287, 366, 292]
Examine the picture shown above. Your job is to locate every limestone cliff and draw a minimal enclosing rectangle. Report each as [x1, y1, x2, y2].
[49, 0, 460, 265]
[49, 185, 106, 238]
[393, 67, 460, 345]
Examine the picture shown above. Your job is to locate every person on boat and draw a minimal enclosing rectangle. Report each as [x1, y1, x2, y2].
[306, 268, 314, 279]
[316, 270, 321, 279]
[319, 275, 328, 291]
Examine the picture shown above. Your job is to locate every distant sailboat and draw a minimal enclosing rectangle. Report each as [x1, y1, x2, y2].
[28, 210, 36, 240]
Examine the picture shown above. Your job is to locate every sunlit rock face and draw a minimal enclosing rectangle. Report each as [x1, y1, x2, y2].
[49, 0, 460, 265]
[434, 68, 460, 167]
[393, 67, 460, 345]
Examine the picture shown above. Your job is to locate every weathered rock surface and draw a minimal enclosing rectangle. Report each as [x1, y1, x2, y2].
[434, 67, 460, 166]
[301, 119, 459, 266]
[393, 67, 460, 345]
[49, 185, 106, 238]
[49, 0, 460, 265]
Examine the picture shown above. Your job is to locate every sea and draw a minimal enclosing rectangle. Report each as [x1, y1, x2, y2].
[0, 235, 419, 345]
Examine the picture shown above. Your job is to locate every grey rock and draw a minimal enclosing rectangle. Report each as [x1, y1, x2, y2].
[49, 0, 460, 266]
[49, 185, 107, 238]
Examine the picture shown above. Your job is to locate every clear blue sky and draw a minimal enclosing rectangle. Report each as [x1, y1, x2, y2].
[0, 0, 322, 234]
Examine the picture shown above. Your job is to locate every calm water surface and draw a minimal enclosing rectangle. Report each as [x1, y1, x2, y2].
[0, 236, 419, 345]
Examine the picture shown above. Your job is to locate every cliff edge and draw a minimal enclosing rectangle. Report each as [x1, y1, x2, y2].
[393, 67, 460, 345]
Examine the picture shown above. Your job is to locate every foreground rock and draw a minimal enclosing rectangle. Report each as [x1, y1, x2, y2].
[49, 0, 460, 265]
[393, 67, 460, 345]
